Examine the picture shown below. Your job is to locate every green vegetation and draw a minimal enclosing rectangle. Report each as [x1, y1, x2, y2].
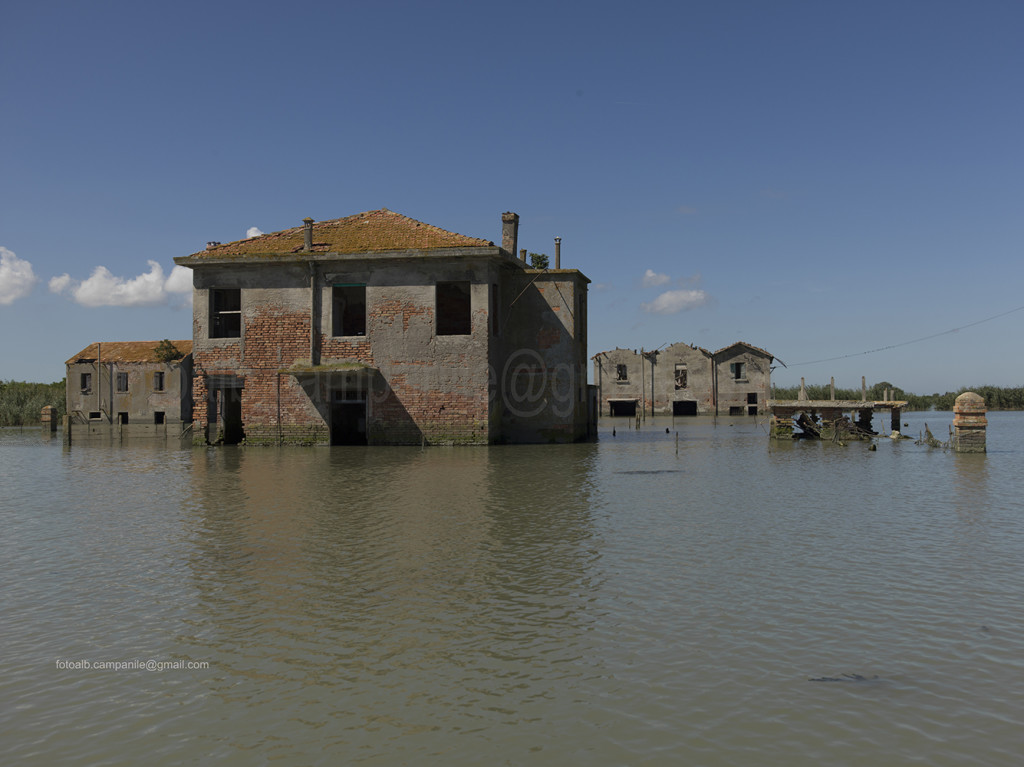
[0, 380, 66, 426]
[154, 339, 184, 362]
[772, 381, 1024, 411]
[528, 252, 549, 269]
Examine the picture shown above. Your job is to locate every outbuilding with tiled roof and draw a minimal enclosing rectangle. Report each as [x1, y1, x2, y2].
[65, 340, 194, 439]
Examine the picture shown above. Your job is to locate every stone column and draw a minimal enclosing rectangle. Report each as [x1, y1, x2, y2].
[953, 392, 987, 453]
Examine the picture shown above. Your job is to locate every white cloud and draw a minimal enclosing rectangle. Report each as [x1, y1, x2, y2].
[0, 247, 38, 305]
[50, 260, 193, 308]
[165, 265, 192, 294]
[165, 265, 194, 307]
[48, 274, 72, 293]
[641, 289, 709, 315]
[246, 226, 264, 239]
[642, 269, 670, 287]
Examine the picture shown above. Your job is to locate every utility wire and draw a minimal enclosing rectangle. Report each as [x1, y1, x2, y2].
[789, 303, 1024, 368]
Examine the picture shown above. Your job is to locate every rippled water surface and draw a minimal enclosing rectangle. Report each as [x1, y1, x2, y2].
[3, 412, 1023, 765]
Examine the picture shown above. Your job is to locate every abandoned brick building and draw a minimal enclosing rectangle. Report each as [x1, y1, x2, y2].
[174, 209, 594, 445]
[593, 341, 774, 416]
[65, 340, 193, 439]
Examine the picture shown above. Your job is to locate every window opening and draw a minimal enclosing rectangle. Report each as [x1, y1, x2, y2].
[154, 371, 165, 391]
[89, 411, 102, 420]
[80, 372, 92, 392]
[674, 364, 687, 390]
[118, 412, 129, 424]
[616, 364, 628, 381]
[210, 288, 241, 338]
[730, 362, 746, 381]
[436, 281, 471, 336]
[332, 285, 366, 336]
[154, 412, 165, 425]
[116, 372, 128, 392]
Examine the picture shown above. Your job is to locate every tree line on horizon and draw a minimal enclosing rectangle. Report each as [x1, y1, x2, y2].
[0, 380, 66, 427]
[771, 381, 1024, 411]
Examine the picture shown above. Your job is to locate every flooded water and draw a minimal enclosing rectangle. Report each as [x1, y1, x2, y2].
[3, 412, 1023, 765]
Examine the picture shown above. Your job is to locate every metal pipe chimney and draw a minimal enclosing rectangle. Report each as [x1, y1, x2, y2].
[554, 237, 561, 269]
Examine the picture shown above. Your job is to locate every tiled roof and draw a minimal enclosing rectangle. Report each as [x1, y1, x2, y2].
[66, 340, 193, 365]
[188, 209, 494, 259]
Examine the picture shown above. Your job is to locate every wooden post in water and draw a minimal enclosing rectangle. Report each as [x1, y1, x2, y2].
[953, 392, 987, 453]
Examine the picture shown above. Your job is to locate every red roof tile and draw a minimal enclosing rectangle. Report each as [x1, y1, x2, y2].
[187, 209, 493, 260]
[66, 340, 193, 365]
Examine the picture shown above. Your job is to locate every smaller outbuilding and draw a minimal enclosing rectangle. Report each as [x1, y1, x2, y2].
[65, 340, 193, 441]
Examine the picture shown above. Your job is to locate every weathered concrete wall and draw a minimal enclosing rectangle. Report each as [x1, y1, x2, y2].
[649, 343, 714, 414]
[593, 348, 643, 415]
[190, 255, 565, 445]
[499, 270, 590, 442]
[714, 345, 772, 415]
[66, 357, 193, 427]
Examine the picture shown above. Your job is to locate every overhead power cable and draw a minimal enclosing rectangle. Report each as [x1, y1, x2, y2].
[789, 303, 1024, 368]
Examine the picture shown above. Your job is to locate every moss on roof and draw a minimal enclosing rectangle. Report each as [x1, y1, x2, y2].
[188, 208, 493, 260]
[66, 340, 193, 365]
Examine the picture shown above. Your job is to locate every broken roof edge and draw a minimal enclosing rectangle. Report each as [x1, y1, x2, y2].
[712, 341, 774, 360]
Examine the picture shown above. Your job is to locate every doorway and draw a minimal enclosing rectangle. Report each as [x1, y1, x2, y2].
[672, 400, 698, 416]
[221, 387, 244, 444]
[331, 394, 367, 445]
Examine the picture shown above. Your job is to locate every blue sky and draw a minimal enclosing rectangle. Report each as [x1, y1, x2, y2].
[2, 0, 1022, 394]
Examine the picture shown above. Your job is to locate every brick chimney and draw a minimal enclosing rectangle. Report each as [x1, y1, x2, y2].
[303, 217, 314, 252]
[501, 212, 519, 257]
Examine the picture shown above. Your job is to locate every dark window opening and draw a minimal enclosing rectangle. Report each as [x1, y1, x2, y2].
[89, 411, 102, 420]
[747, 393, 757, 404]
[80, 373, 92, 393]
[729, 406, 744, 416]
[673, 400, 698, 416]
[118, 412, 129, 424]
[730, 362, 746, 381]
[332, 285, 366, 337]
[154, 371, 165, 391]
[616, 364, 628, 381]
[674, 364, 687, 390]
[609, 400, 637, 417]
[436, 281, 471, 335]
[154, 412, 165, 425]
[116, 372, 128, 392]
[748, 406, 758, 415]
[210, 288, 241, 338]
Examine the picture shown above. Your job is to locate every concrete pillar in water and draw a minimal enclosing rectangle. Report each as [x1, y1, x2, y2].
[40, 405, 57, 433]
[953, 392, 987, 453]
